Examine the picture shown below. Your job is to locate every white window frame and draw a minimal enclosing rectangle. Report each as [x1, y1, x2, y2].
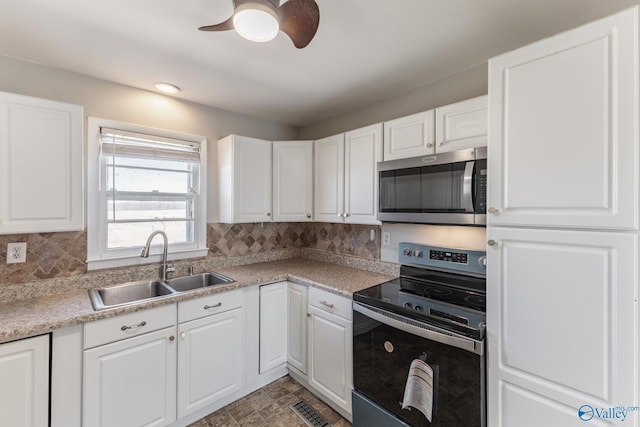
[87, 117, 208, 270]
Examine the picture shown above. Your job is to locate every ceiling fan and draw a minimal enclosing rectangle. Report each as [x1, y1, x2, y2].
[199, 0, 320, 49]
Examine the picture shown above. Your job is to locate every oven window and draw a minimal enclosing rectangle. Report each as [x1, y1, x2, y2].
[379, 162, 466, 213]
[353, 310, 484, 426]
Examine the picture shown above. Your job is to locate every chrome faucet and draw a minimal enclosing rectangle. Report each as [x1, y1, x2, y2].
[140, 230, 175, 282]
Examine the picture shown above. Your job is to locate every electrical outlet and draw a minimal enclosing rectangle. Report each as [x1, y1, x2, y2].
[7, 242, 27, 264]
[382, 231, 391, 246]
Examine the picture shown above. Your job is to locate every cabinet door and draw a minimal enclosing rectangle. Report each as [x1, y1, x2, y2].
[434, 95, 487, 153]
[314, 133, 345, 223]
[383, 110, 434, 160]
[218, 135, 272, 223]
[0, 335, 49, 427]
[83, 327, 177, 427]
[486, 227, 637, 427]
[488, 9, 638, 230]
[308, 305, 353, 414]
[259, 282, 288, 373]
[0, 92, 83, 234]
[177, 307, 244, 418]
[344, 123, 382, 225]
[273, 141, 313, 222]
[287, 282, 307, 375]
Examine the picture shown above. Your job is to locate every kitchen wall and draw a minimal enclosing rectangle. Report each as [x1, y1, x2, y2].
[0, 223, 380, 286]
[0, 55, 489, 290]
[297, 63, 488, 139]
[0, 55, 298, 222]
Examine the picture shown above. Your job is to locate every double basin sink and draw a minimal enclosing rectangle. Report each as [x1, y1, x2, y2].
[88, 272, 235, 311]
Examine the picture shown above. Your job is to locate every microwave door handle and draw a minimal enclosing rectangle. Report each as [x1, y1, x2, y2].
[462, 161, 475, 212]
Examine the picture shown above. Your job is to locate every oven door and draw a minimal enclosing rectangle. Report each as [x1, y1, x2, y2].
[353, 302, 485, 427]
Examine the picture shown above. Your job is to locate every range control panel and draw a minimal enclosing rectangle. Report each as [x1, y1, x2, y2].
[399, 242, 487, 276]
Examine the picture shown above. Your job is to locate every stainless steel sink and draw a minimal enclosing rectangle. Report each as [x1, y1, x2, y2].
[89, 280, 176, 311]
[165, 272, 235, 292]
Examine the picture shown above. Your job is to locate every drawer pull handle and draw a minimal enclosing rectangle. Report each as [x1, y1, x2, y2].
[319, 300, 334, 309]
[121, 321, 147, 331]
[204, 302, 222, 310]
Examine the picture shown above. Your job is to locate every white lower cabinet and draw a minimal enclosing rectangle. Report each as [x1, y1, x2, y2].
[0, 334, 50, 427]
[83, 326, 177, 427]
[83, 290, 246, 427]
[177, 295, 245, 418]
[487, 227, 637, 426]
[287, 282, 307, 375]
[259, 282, 288, 373]
[307, 288, 353, 415]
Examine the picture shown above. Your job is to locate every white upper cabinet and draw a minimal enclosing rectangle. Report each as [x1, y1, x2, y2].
[434, 95, 487, 153]
[488, 8, 638, 230]
[314, 124, 382, 225]
[344, 124, 382, 224]
[0, 91, 83, 234]
[273, 141, 313, 222]
[314, 133, 345, 223]
[382, 95, 487, 161]
[383, 110, 434, 160]
[218, 135, 272, 223]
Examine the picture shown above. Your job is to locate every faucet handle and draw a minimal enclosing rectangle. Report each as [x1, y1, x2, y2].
[166, 261, 176, 274]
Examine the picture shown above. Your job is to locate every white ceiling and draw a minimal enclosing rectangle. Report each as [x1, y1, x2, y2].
[0, 0, 638, 127]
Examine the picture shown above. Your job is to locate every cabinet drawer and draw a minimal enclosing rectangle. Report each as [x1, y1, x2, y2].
[84, 303, 176, 349]
[178, 288, 244, 323]
[308, 287, 352, 321]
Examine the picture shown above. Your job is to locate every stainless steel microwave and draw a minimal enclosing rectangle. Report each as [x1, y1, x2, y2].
[377, 147, 487, 225]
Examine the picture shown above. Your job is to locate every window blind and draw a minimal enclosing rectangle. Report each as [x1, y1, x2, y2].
[100, 127, 200, 162]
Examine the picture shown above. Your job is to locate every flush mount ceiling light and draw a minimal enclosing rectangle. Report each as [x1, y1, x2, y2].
[154, 82, 181, 94]
[199, 0, 320, 49]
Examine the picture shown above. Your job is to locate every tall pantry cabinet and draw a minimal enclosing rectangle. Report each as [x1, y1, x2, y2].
[486, 7, 638, 427]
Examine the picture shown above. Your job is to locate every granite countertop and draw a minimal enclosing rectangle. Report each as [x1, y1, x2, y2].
[0, 257, 397, 344]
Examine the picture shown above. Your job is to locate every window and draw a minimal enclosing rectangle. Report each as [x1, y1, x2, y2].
[87, 118, 207, 270]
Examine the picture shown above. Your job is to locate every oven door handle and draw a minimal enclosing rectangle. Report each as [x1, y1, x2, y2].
[353, 302, 483, 355]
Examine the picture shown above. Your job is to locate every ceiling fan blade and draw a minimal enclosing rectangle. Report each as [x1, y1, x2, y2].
[277, 0, 320, 48]
[198, 16, 235, 31]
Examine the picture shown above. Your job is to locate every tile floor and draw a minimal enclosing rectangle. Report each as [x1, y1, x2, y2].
[188, 375, 352, 427]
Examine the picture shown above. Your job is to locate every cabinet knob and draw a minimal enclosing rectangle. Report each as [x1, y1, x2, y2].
[180, 332, 186, 339]
[344, 213, 350, 218]
[426, 142, 433, 148]
[437, 141, 444, 147]
[487, 239, 497, 247]
[169, 336, 175, 342]
[306, 213, 311, 218]
[266, 212, 271, 216]
[488, 207, 500, 214]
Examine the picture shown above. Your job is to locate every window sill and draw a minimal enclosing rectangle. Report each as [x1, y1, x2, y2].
[87, 248, 209, 271]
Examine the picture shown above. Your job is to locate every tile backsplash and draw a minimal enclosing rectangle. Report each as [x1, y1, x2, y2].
[0, 222, 381, 286]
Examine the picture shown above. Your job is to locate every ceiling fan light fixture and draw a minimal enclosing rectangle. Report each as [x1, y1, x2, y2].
[233, 2, 280, 42]
[154, 82, 181, 94]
